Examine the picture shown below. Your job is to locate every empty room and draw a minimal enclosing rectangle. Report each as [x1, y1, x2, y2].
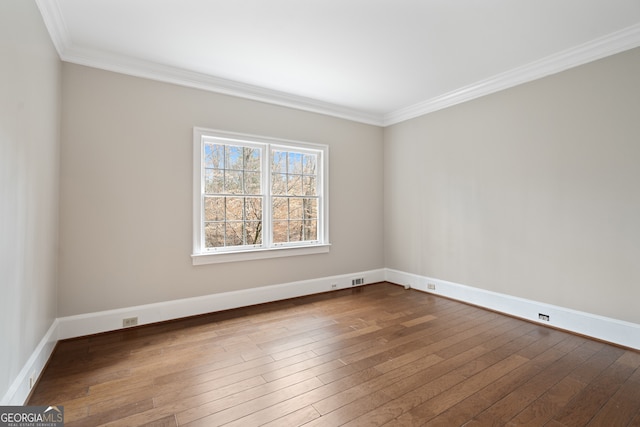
[2, 1, 639, 426]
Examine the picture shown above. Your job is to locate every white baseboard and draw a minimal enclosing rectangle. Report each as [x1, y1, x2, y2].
[385, 268, 640, 350]
[4, 268, 384, 405]
[7, 266, 637, 405]
[1, 319, 59, 405]
[57, 269, 386, 340]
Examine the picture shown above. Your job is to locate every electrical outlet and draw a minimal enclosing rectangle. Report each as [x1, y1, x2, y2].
[538, 313, 550, 321]
[427, 283, 436, 290]
[331, 283, 338, 289]
[123, 317, 138, 327]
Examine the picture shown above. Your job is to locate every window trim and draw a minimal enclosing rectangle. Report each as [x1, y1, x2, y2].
[192, 127, 330, 265]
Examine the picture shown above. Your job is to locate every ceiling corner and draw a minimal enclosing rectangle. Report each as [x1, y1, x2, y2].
[36, 0, 70, 56]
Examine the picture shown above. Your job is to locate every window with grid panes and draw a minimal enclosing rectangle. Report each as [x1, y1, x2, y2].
[272, 149, 319, 245]
[192, 128, 329, 264]
[203, 143, 263, 249]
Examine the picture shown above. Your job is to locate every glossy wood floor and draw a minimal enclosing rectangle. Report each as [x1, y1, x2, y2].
[29, 282, 640, 426]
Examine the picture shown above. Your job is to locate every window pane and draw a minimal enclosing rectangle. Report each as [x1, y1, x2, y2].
[226, 222, 244, 246]
[303, 220, 317, 241]
[287, 174, 303, 196]
[226, 145, 243, 170]
[303, 198, 317, 219]
[289, 197, 303, 220]
[245, 221, 262, 245]
[303, 154, 316, 175]
[225, 170, 242, 194]
[226, 197, 244, 221]
[204, 169, 214, 194]
[272, 151, 287, 173]
[205, 222, 224, 248]
[244, 171, 261, 195]
[205, 144, 224, 169]
[205, 169, 224, 194]
[244, 147, 261, 171]
[273, 220, 288, 243]
[272, 197, 288, 220]
[272, 173, 287, 195]
[245, 197, 262, 221]
[303, 176, 316, 196]
[288, 152, 303, 174]
[204, 197, 225, 221]
[288, 220, 304, 242]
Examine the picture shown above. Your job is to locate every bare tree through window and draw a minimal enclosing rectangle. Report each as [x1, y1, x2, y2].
[272, 150, 318, 244]
[204, 144, 263, 249]
[194, 128, 327, 258]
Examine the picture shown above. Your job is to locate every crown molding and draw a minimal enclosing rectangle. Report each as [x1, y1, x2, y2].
[383, 23, 640, 126]
[35, 2, 383, 126]
[35, 0, 71, 53]
[35, 0, 640, 127]
[60, 46, 385, 126]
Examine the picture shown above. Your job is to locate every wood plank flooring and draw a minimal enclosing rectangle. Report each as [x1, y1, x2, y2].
[28, 282, 640, 426]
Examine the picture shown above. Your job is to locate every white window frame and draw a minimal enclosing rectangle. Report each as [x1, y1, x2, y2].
[192, 128, 330, 265]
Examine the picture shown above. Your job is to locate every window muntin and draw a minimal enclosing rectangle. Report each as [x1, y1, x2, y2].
[193, 128, 328, 261]
[272, 148, 319, 245]
[203, 143, 264, 250]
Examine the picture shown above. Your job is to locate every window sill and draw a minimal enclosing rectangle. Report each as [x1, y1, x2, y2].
[192, 244, 331, 265]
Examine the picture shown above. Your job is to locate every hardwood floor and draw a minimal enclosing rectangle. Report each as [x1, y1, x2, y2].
[28, 282, 640, 426]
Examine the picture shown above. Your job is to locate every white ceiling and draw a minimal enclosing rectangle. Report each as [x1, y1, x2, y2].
[37, 0, 640, 126]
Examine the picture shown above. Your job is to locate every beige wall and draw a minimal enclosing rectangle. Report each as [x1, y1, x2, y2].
[384, 48, 640, 324]
[59, 63, 384, 316]
[0, 1, 60, 398]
